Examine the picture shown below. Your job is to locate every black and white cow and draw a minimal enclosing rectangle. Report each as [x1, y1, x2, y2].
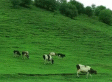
[22, 51, 29, 59]
[13, 50, 21, 57]
[43, 54, 54, 64]
[49, 52, 65, 58]
[76, 64, 97, 78]
[57, 53, 65, 58]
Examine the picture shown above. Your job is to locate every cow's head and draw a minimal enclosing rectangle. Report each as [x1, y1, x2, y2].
[94, 70, 97, 74]
[89, 68, 97, 74]
[26, 55, 29, 59]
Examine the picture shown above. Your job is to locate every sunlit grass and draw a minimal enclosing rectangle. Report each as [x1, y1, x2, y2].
[0, 0, 112, 82]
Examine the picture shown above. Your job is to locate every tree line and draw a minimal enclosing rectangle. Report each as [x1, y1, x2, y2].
[10, 0, 112, 25]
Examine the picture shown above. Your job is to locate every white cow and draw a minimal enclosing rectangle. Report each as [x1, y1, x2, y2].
[76, 64, 97, 78]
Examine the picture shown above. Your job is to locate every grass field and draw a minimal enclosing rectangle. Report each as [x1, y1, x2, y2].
[0, 0, 112, 82]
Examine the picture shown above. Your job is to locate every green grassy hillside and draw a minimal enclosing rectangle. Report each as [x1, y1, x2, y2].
[0, 0, 112, 82]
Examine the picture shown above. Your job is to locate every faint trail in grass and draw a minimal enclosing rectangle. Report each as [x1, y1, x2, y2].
[18, 73, 75, 76]
[1, 73, 110, 77]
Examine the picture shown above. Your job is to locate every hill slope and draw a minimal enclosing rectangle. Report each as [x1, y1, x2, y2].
[0, 0, 112, 82]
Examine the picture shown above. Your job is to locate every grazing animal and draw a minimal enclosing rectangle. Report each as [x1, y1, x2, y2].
[57, 53, 65, 58]
[22, 51, 29, 59]
[49, 52, 56, 56]
[13, 50, 21, 57]
[43, 54, 54, 64]
[76, 64, 97, 78]
[49, 52, 65, 58]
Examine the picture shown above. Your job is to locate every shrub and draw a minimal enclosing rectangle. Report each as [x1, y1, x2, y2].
[35, 0, 57, 12]
[60, 3, 78, 19]
[95, 5, 106, 16]
[85, 6, 93, 17]
[10, 0, 31, 8]
[10, 0, 21, 8]
[59, 2, 67, 15]
[44, 0, 57, 11]
[20, 0, 31, 7]
[35, 0, 44, 8]
[69, 0, 85, 14]
[99, 9, 112, 25]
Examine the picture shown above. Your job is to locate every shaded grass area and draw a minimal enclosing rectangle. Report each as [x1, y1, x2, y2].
[0, 73, 112, 82]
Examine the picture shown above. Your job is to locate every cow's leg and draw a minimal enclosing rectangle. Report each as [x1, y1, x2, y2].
[90, 74, 92, 78]
[16, 54, 19, 57]
[24, 53, 27, 59]
[24, 54, 26, 59]
[22, 55, 24, 59]
[77, 70, 80, 78]
[44, 60, 45, 64]
[13, 53, 15, 57]
[86, 72, 89, 78]
[14, 52, 17, 57]
[50, 60, 52, 64]
[47, 60, 49, 64]
[22, 54, 25, 59]
[44, 59, 47, 64]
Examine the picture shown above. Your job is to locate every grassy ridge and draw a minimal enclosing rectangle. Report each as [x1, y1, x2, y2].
[0, 0, 112, 81]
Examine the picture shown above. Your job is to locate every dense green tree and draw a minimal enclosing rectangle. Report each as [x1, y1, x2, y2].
[10, 0, 21, 8]
[20, 0, 31, 7]
[85, 6, 93, 17]
[35, 0, 44, 8]
[99, 9, 112, 25]
[60, 3, 78, 19]
[91, 4, 96, 15]
[69, 0, 85, 14]
[59, 2, 67, 15]
[10, 0, 31, 8]
[95, 5, 106, 16]
[44, 0, 57, 11]
[35, 0, 57, 11]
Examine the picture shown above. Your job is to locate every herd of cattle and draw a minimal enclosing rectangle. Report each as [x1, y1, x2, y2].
[13, 50, 97, 78]
[13, 50, 29, 59]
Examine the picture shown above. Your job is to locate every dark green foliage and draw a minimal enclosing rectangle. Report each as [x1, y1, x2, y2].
[59, 2, 67, 14]
[56, 0, 61, 10]
[20, 0, 31, 8]
[45, 0, 57, 11]
[85, 6, 93, 17]
[35, 0, 57, 11]
[35, 0, 44, 8]
[95, 5, 106, 16]
[10, 0, 31, 8]
[99, 9, 112, 25]
[69, 0, 85, 14]
[91, 4, 96, 15]
[60, 3, 78, 19]
[10, 0, 21, 8]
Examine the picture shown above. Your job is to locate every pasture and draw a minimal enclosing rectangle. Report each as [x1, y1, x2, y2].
[0, 0, 112, 82]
